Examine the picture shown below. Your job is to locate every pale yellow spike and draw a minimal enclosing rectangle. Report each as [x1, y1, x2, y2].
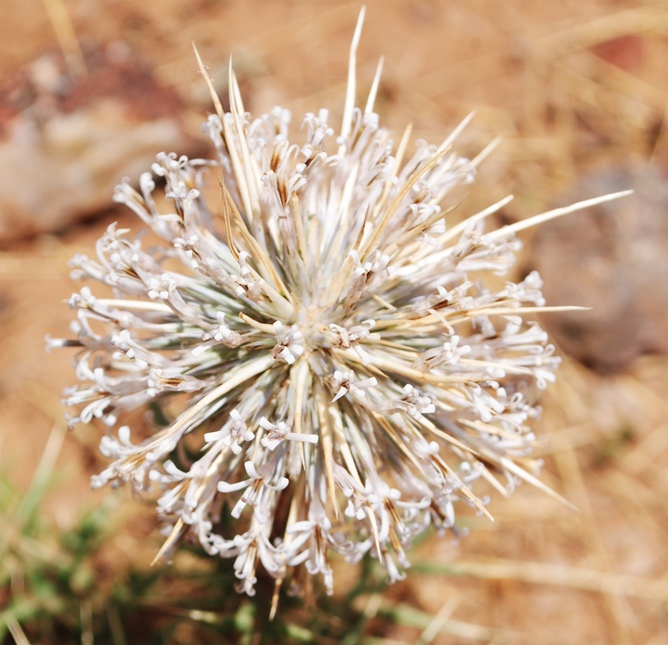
[435, 453, 495, 521]
[194, 46, 257, 248]
[367, 123, 413, 227]
[316, 386, 341, 520]
[193, 44, 225, 122]
[366, 506, 384, 566]
[238, 312, 276, 334]
[220, 178, 295, 311]
[500, 456, 580, 512]
[393, 123, 413, 176]
[340, 5, 366, 145]
[152, 518, 186, 565]
[332, 409, 363, 484]
[418, 415, 482, 455]
[269, 578, 283, 621]
[490, 190, 634, 239]
[291, 359, 310, 470]
[220, 178, 241, 262]
[437, 111, 475, 154]
[339, 347, 486, 386]
[471, 136, 502, 168]
[441, 306, 590, 325]
[365, 56, 384, 114]
[228, 60, 262, 222]
[438, 194, 515, 245]
[479, 465, 510, 497]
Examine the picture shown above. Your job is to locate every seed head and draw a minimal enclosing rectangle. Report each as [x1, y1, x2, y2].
[52, 18, 621, 600]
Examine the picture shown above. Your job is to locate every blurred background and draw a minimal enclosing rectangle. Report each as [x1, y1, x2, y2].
[1, 0, 668, 643]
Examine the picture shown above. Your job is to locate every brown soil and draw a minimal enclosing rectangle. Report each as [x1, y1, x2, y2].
[2, 1, 668, 643]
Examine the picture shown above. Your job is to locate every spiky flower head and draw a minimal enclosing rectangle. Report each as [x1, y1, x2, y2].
[52, 16, 627, 600]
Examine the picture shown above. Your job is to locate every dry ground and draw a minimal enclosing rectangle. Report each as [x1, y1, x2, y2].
[2, 1, 668, 643]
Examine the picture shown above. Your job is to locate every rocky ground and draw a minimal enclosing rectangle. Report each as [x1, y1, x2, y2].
[2, 1, 668, 643]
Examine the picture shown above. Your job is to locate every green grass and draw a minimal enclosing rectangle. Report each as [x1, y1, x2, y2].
[0, 421, 493, 645]
[0, 464, 402, 645]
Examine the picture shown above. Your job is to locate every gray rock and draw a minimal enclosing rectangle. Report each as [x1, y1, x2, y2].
[527, 162, 668, 372]
[0, 44, 199, 241]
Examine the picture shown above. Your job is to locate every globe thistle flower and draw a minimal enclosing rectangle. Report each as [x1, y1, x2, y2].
[51, 13, 629, 602]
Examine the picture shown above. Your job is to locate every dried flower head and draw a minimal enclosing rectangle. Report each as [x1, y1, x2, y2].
[52, 14, 628, 601]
